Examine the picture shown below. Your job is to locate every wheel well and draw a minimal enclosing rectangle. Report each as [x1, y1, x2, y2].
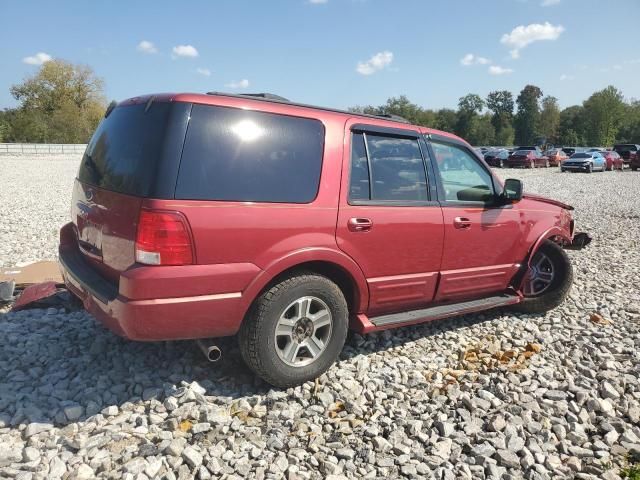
[259, 261, 360, 314]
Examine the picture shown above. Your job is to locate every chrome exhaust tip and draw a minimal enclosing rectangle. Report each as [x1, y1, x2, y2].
[196, 339, 222, 362]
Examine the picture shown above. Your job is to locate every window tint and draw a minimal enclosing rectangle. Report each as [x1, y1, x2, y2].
[431, 141, 495, 203]
[348, 132, 428, 202]
[349, 133, 370, 201]
[176, 105, 324, 203]
[78, 103, 172, 196]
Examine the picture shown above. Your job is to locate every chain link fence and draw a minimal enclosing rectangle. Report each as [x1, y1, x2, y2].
[0, 143, 87, 155]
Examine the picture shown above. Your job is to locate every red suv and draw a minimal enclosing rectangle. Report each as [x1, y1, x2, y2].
[59, 92, 590, 387]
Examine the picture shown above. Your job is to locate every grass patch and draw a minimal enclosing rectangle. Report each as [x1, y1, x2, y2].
[621, 463, 640, 480]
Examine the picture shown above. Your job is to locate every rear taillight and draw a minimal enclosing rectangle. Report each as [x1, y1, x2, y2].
[135, 209, 194, 266]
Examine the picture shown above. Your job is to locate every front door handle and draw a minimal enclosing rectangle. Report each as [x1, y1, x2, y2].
[453, 217, 472, 229]
[348, 217, 373, 232]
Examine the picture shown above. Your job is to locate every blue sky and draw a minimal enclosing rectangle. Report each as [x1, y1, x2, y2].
[1, 0, 639, 111]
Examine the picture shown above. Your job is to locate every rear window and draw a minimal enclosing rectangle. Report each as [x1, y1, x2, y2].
[614, 144, 637, 152]
[175, 105, 324, 203]
[78, 103, 172, 196]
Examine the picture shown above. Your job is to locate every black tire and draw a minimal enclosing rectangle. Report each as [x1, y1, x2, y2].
[238, 273, 348, 387]
[560, 168, 566, 173]
[515, 240, 573, 314]
[632, 167, 638, 171]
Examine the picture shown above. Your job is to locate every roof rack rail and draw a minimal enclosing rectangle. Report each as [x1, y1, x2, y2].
[206, 91, 290, 102]
[375, 113, 410, 124]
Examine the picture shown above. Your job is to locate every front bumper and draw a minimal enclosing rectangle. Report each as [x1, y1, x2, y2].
[565, 232, 592, 250]
[561, 163, 591, 171]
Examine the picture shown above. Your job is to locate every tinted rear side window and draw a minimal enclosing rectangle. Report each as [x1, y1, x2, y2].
[176, 105, 324, 203]
[78, 103, 171, 196]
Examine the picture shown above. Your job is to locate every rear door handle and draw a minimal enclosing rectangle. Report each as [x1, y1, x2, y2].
[348, 217, 373, 232]
[453, 217, 472, 229]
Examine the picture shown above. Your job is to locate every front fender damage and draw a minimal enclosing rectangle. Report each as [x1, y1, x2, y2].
[564, 231, 592, 250]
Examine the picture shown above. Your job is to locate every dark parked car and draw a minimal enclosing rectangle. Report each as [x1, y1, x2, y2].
[562, 147, 577, 156]
[613, 144, 640, 168]
[58, 91, 589, 387]
[484, 148, 510, 167]
[505, 149, 550, 168]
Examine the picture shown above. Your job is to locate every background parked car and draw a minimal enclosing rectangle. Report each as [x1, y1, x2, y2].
[600, 150, 624, 171]
[561, 152, 607, 173]
[613, 144, 640, 167]
[505, 149, 550, 168]
[543, 148, 568, 167]
[561, 147, 578, 156]
[484, 148, 509, 167]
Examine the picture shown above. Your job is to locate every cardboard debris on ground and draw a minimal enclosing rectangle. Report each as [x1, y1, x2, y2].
[0, 261, 63, 287]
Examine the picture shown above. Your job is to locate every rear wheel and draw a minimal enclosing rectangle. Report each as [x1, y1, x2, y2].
[515, 240, 573, 314]
[239, 273, 348, 387]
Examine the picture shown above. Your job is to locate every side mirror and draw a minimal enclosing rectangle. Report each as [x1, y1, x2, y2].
[502, 178, 523, 202]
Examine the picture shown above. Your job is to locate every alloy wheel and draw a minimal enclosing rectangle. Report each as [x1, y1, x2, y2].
[274, 296, 333, 367]
[523, 251, 555, 296]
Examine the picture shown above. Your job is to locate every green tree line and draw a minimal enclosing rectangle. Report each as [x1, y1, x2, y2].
[1, 59, 639, 147]
[0, 60, 106, 143]
[350, 85, 640, 147]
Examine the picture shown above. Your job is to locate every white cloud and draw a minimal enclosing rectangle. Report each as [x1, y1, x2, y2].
[559, 73, 574, 80]
[501, 22, 564, 59]
[137, 40, 157, 54]
[488, 65, 513, 75]
[460, 53, 491, 66]
[22, 52, 52, 65]
[196, 68, 211, 77]
[541, 0, 561, 6]
[172, 44, 199, 58]
[308, 0, 328, 3]
[356, 51, 393, 75]
[225, 79, 250, 89]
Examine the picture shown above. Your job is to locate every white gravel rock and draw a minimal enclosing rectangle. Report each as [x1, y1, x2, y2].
[0, 159, 639, 479]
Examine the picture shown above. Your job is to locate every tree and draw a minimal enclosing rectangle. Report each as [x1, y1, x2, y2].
[8, 59, 106, 143]
[539, 96, 561, 145]
[474, 114, 496, 146]
[455, 94, 485, 143]
[514, 85, 543, 145]
[433, 109, 457, 133]
[617, 100, 640, 143]
[582, 86, 625, 146]
[486, 90, 514, 145]
[558, 105, 586, 146]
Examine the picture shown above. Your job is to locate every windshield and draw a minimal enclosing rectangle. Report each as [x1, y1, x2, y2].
[513, 150, 530, 156]
[571, 153, 591, 159]
[614, 145, 637, 152]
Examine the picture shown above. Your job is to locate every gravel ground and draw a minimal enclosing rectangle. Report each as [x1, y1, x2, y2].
[0, 156, 639, 480]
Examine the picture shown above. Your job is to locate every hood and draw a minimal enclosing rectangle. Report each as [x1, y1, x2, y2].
[523, 193, 574, 211]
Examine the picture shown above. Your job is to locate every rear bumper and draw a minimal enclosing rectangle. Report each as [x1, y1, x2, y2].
[58, 224, 256, 341]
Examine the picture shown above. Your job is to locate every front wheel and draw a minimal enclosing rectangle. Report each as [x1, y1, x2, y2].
[239, 273, 348, 387]
[587, 163, 593, 173]
[515, 240, 573, 314]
